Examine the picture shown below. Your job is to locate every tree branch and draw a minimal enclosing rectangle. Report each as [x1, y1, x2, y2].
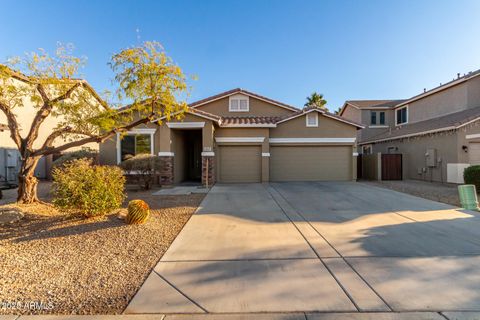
[41, 126, 95, 150]
[25, 82, 81, 151]
[0, 101, 22, 149]
[33, 115, 154, 157]
[51, 82, 81, 104]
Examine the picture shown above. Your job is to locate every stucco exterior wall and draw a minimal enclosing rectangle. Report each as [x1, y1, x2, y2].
[467, 75, 480, 108]
[196, 96, 294, 117]
[0, 79, 100, 151]
[360, 109, 394, 127]
[405, 83, 468, 124]
[270, 113, 357, 138]
[99, 137, 117, 165]
[371, 132, 459, 183]
[341, 105, 361, 123]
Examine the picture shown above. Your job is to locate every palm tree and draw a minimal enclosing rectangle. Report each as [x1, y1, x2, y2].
[305, 92, 327, 109]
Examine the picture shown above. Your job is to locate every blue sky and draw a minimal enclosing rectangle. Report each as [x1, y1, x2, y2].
[1, 0, 479, 111]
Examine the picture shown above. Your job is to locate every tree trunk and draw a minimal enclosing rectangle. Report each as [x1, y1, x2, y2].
[17, 157, 41, 203]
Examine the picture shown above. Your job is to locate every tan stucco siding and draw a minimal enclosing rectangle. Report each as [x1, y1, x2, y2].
[196, 96, 294, 117]
[341, 105, 362, 123]
[406, 82, 468, 124]
[99, 137, 117, 165]
[361, 109, 394, 127]
[467, 75, 480, 108]
[158, 113, 214, 153]
[0, 79, 100, 151]
[271, 114, 357, 138]
[371, 132, 459, 183]
[215, 127, 269, 138]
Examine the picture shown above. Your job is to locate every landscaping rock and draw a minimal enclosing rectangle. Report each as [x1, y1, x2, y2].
[0, 208, 23, 225]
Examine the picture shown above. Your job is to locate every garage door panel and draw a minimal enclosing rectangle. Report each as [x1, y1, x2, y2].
[219, 146, 261, 183]
[270, 146, 351, 181]
[469, 143, 480, 165]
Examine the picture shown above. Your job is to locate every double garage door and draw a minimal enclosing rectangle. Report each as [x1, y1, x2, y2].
[217, 145, 352, 183]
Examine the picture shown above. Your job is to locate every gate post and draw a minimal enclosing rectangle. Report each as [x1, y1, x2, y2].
[377, 152, 382, 181]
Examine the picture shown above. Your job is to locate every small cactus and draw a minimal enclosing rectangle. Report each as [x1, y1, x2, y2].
[126, 200, 150, 224]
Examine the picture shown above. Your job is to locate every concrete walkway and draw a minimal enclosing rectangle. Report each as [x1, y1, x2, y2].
[125, 182, 480, 318]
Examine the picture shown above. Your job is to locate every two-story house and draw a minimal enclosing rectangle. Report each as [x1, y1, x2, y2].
[339, 69, 480, 183]
[99, 88, 363, 185]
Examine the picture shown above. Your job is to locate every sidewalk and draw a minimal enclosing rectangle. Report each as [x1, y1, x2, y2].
[2, 311, 477, 319]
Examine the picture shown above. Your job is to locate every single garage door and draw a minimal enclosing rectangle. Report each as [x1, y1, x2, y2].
[270, 145, 352, 181]
[469, 143, 480, 165]
[218, 145, 261, 183]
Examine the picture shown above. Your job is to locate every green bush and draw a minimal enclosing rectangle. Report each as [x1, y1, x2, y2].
[464, 165, 480, 191]
[53, 148, 98, 168]
[52, 159, 126, 217]
[119, 154, 161, 190]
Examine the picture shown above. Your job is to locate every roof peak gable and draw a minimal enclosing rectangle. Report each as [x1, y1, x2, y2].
[189, 88, 299, 112]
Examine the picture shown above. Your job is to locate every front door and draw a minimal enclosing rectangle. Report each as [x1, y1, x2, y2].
[185, 130, 202, 181]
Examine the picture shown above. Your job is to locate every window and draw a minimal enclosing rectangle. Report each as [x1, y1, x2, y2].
[362, 145, 372, 155]
[396, 106, 408, 125]
[306, 112, 318, 127]
[370, 111, 377, 125]
[387, 146, 398, 154]
[229, 95, 249, 112]
[379, 111, 385, 125]
[120, 134, 152, 161]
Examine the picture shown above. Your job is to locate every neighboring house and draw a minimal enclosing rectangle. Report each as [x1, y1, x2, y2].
[99, 88, 363, 185]
[339, 69, 480, 183]
[0, 76, 104, 184]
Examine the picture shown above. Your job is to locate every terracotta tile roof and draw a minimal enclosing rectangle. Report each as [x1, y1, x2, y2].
[221, 116, 281, 126]
[189, 88, 299, 111]
[346, 100, 406, 109]
[360, 106, 480, 144]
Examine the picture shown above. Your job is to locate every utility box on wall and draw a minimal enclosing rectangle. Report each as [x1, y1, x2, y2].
[426, 148, 437, 167]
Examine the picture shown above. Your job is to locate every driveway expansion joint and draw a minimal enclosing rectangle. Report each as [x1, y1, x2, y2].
[266, 185, 361, 312]
[267, 183, 393, 313]
[152, 270, 209, 313]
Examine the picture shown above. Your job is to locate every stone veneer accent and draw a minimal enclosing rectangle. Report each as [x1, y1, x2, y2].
[202, 156, 215, 187]
[158, 156, 174, 186]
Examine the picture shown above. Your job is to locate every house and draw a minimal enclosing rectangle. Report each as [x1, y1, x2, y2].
[99, 88, 363, 185]
[339, 69, 480, 183]
[0, 72, 105, 184]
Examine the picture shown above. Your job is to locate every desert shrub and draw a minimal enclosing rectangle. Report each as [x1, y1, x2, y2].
[53, 148, 98, 168]
[52, 158, 125, 217]
[119, 154, 161, 190]
[126, 199, 150, 224]
[464, 165, 480, 191]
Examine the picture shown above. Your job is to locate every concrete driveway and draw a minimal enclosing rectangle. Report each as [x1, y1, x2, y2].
[126, 182, 480, 318]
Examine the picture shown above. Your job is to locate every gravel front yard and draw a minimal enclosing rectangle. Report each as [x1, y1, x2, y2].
[363, 179, 461, 206]
[0, 182, 205, 315]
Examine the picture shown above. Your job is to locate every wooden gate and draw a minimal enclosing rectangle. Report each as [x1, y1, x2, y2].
[357, 154, 363, 179]
[381, 154, 402, 180]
